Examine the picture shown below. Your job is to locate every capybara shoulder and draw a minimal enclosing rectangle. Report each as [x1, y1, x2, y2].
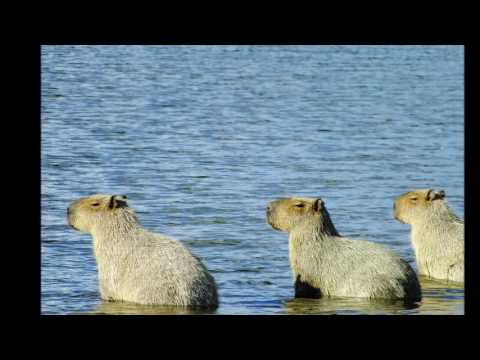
[68, 194, 218, 307]
[267, 196, 421, 300]
[394, 189, 464, 283]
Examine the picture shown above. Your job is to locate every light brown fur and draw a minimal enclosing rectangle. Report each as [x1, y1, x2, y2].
[394, 189, 464, 283]
[267, 197, 421, 300]
[67, 194, 218, 307]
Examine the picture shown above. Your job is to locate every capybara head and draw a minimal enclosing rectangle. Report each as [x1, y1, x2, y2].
[266, 197, 338, 234]
[67, 194, 130, 233]
[393, 189, 446, 224]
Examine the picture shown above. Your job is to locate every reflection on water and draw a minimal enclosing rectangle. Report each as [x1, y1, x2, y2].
[83, 301, 217, 315]
[414, 276, 464, 315]
[73, 276, 463, 315]
[282, 276, 463, 315]
[283, 298, 420, 315]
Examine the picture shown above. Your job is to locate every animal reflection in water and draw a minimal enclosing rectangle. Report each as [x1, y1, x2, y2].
[87, 301, 218, 315]
[82, 278, 462, 315]
[283, 276, 463, 315]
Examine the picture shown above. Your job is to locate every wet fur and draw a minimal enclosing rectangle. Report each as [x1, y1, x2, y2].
[267, 197, 422, 300]
[68, 194, 218, 307]
[394, 189, 464, 283]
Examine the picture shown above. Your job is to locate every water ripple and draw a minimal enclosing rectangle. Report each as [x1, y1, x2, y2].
[42, 45, 463, 315]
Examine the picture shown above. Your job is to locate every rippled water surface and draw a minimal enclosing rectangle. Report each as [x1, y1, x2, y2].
[41, 45, 464, 315]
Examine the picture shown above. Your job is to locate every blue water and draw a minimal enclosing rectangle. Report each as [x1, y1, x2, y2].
[41, 45, 464, 315]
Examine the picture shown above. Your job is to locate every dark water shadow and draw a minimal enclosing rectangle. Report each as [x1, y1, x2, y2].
[418, 275, 464, 291]
[283, 297, 420, 315]
[71, 277, 463, 315]
[414, 276, 464, 315]
[82, 301, 217, 315]
[282, 276, 464, 315]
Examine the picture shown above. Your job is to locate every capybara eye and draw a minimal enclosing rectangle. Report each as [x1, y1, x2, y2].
[67, 194, 219, 307]
[295, 203, 305, 208]
[409, 197, 417, 202]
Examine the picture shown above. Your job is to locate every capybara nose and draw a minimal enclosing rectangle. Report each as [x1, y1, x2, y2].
[267, 204, 272, 213]
[67, 207, 70, 215]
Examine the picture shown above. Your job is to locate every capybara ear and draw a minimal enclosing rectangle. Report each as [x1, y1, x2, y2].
[109, 195, 128, 209]
[426, 189, 446, 202]
[313, 198, 324, 212]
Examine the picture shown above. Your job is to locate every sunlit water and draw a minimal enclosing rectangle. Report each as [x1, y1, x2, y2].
[41, 45, 464, 315]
